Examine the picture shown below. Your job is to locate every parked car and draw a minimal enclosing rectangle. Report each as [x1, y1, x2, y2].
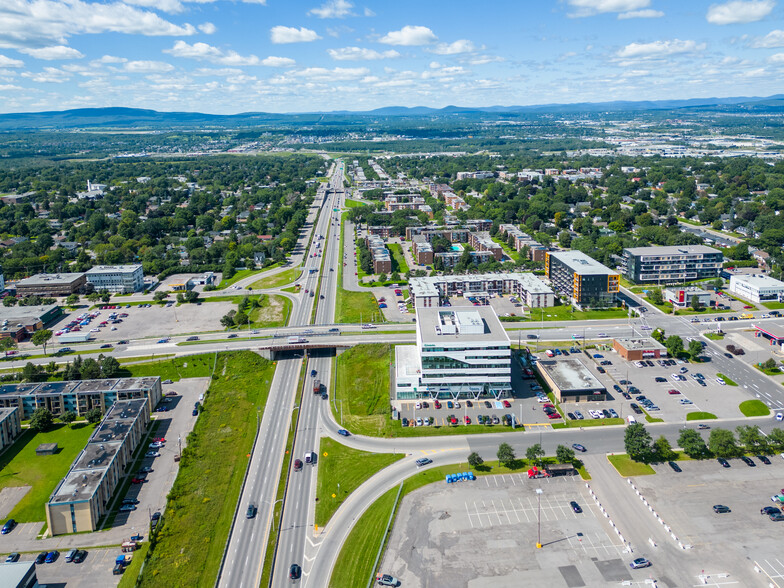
[668, 461, 682, 473]
[376, 574, 401, 587]
[5, 553, 19, 563]
[569, 501, 582, 513]
[713, 505, 731, 513]
[630, 557, 651, 569]
[1, 519, 16, 534]
[45, 551, 59, 563]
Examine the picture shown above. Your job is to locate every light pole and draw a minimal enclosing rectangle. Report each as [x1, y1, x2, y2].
[536, 489, 543, 548]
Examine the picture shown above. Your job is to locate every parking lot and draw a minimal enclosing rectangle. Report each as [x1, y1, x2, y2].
[24, 547, 122, 587]
[380, 474, 644, 587]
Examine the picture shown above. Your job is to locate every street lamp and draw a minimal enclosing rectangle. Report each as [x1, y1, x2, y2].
[536, 489, 543, 548]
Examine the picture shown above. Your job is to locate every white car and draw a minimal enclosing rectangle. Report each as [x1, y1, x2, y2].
[90, 328, 100, 332]
[415, 417, 423, 427]
[776, 413, 784, 421]
[145, 451, 160, 458]
[589, 410, 601, 419]
[716, 378, 726, 385]
[679, 399, 693, 405]
[454, 401, 461, 409]
[597, 332, 607, 337]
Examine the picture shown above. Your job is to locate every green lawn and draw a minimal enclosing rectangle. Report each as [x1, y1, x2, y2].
[686, 411, 717, 420]
[224, 294, 291, 329]
[335, 287, 382, 324]
[250, 266, 302, 289]
[755, 364, 783, 376]
[763, 301, 784, 310]
[138, 351, 275, 588]
[704, 332, 725, 340]
[216, 269, 263, 290]
[717, 373, 738, 386]
[344, 199, 368, 208]
[531, 305, 628, 322]
[739, 399, 770, 417]
[316, 438, 402, 527]
[0, 423, 95, 522]
[607, 454, 656, 476]
[118, 353, 217, 381]
[386, 243, 409, 275]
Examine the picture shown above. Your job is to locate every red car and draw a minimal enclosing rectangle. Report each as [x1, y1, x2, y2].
[543, 403, 554, 408]
[434, 400, 441, 409]
[131, 478, 146, 484]
[293, 459, 303, 471]
[502, 400, 511, 408]
[464, 416, 471, 424]
[668, 389, 681, 395]
[547, 413, 561, 419]
[449, 417, 458, 425]
[744, 305, 753, 309]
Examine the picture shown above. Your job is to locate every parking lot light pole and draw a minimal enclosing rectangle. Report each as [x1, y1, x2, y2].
[536, 489, 543, 548]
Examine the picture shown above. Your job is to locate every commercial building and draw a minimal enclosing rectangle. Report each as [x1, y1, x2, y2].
[46, 399, 149, 535]
[0, 407, 22, 453]
[85, 264, 144, 294]
[14, 272, 87, 297]
[0, 561, 38, 588]
[545, 251, 619, 306]
[751, 323, 784, 347]
[365, 234, 392, 274]
[535, 358, 607, 403]
[408, 273, 554, 309]
[621, 245, 723, 285]
[613, 338, 668, 361]
[0, 304, 63, 342]
[663, 287, 712, 308]
[729, 274, 784, 304]
[394, 306, 512, 400]
[0, 377, 162, 419]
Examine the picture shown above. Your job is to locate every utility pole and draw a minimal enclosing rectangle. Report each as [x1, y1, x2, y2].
[536, 489, 543, 548]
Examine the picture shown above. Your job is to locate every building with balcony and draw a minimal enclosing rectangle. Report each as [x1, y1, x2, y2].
[545, 251, 619, 307]
[0, 407, 22, 453]
[621, 245, 722, 285]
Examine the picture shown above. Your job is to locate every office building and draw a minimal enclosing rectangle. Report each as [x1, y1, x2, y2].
[621, 245, 722, 285]
[394, 306, 511, 400]
[0, 304, 63, 342]
[535, 359, 607, 403]
[46, 399, 149, 535]
[545, 251, 619, 306]
[408, 273, 554, 309]
[729, 274, 784, 304]
[0, 407, 22, 453]
[613, 338, 668, 361]
[15, 272, 87, 297]
[85, 264, 144, 294]
[0, 377, 162, 419]
[663, 287, 712, 308]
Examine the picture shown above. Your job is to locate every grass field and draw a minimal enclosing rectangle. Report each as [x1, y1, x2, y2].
[0, 423, 95, 522]
[335, 286, 381, 324]
[216, 269, 264, 290]
[717, 373, 738, 386]
[739, 399, 770, 417]
[755, 364, 783, 376]
[118, 353, 216, 381]
[763, 301, 784, 310]
[138, 351, 275, 588]
[315, 437, 402, 527]
[242, 294, 291, 329]
[607, 454, 656, 476]
[344, 199, 368, 208]
[686, 411, 717, 420]
[532, 305, 629, 322]
[251, 266, 302, 289]
[704, 332, 725, 340]
[386, 243, 409, 275]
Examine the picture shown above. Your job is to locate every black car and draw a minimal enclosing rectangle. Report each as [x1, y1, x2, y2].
[602, 409, 612, 418]
[567, 412, 576, 420]
[621, 392, 631, 400]
[596, 366, 605, 374]
[655, 377, 667, 382]
[35, 552, 47, 565]
[1, 519, 16, 534]
[758, 455, 772, 465]
[619, 380, 631, 385]
[72, 550, 87, 563]
[246, 504, 257, 519]
[401, 418, 409, 427]
[484, 400, 492, 409]
[761, 506, 781, 515]
[289, 564, 302, 580]
[668, 461, 682, 473]
[613, 385, 623, 393]
[718, 457, 730, 468]
[569, 501, 583, 513]
[713, 505, 731, 514]
[741, 456, 756, 467]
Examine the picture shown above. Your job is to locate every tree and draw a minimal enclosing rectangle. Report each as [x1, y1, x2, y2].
[31, 329, 53, 356]
[647, 289, 663, 305]
[653, 435, 677, 462]
[0, 337, 17, 357]
[690, 295, 702, 311]
[688, 339, 703, 359]
[708, 428, 742, 458]
[2, 296, 17, 307]
[678, 428, 710, 459]
[22, 362, 44, 382]
[176, 293, 185, 304]
[736, 425, 769, 454]
[526, 443, 545, 465]
[651, 327, 665, 344]
[101, 355, 120, 377]
[556, 444, 575, 464]
[85, 408, 103, 424]
[60, 410, 77, 427]
[30, 407, 54, 432]
[467, 452, 484, 468]
[762, 358, 778, 371]
[184, 290, 200, 303]
[221, 311, 236, 328]
[378, 273, 387, 283]
[767, 428, 784, 451]
[100, 290, 111, 303]
[87, 292, 101, 303]
[153, 291, 168, 303]
[624, 423, 654, 462]
[65, 294, 80, 306]
[497, 442, 516, 467]
[234, 310, 249, 327]
[80, 358, 101, 379]
[665, 335, 684, 358]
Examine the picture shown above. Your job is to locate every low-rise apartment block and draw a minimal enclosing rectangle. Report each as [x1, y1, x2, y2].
[0, 407, 22, 453]
[85, 264, 144, 294]
[468, 232, 503, 261]
[365, 234, 392, 274]
[411, 235, 434, 265]
[408, 273, 554, 308]
[545, 250, 619, 306]
[498, 224, 548, 261]
[621, 245, 723, 285]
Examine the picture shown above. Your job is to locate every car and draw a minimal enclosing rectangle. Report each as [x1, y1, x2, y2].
[71, 549, 87, 563]
[602, 409, 612, 418]
[698, 424, 710, 430]
[45, 551, 59, 563]
[679, 366, 688, 373]
[228, 333, 238, 339]
[630, 557, 651, 569]
[293, 459, 303, 471]
[679, 399, 693, 405]
[613, 385, 623, 393]
[145, 451, 160, 458]
[718, 457, 730, 468]
[548, 413, 561, 419]
[246, 504, 257, 519]
[1, 519, 16, 534]
[716, 377, 726, 385]
[668, 389, 681, 395]
[415, 457, 433, 467]
[596, 366, 605, 374]
[761, 506, 781, 515]
[572, 443, 586, 452]
[574, 410, 584, 420]
[503, 400, 511, 408]
[186, 336, 199, 341]
[600, 360, 612, 366]
[758, 455, 771, 465]
[770, 513, 784, 521]
[593, 354, 603, 358]
[570, 501, 583, 513]
[120, 504, 137, 512]
[492, 415, 500, 425]
[131, 477, 146, 484]
[100, 343, 112, 349]
[609, 409, 619, 418]
[567, 412, 576, 420]
[5, 553, 19, 563]
[619, 380, 631, 386]
[713, 505, 731, 513]
[741, 456, 756, 467]
[377, 574, 401, 587]
[149, 441, 164, 448]
[35, 552, 47, 565]
[337, 429, 350, 437]
[668, 461, 682, 472]
[122, 498, 140, 505]
[65, 548, 79, 563]
[621, 392, 631, 400]
[434, 400, 441, 409]
[416, 417, 423, 427]
[289, 564, 302, 580]
[484, 400, 492, 409]
[447, 401, 454, 409]
[464, 416, 472, 424]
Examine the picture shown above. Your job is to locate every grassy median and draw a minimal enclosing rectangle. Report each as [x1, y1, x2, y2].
[137, 351, 275, 588]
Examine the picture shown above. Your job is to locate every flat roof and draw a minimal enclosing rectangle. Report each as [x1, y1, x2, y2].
[0, 407, 18, 422]
[753, 323, 784, 339]
[0, 377, 158, 398]
[0, 304, 60, 322]
[538, 359, 606, 392]
[395, 345, 421, 378]
[0, 561, 36, 586]
[16, 272, 84, 287]
[613, 337, 667, 351]
[624, 245, 721, 256]
[85, 264, 142, 274]
[418, 306, 509, 344]
[731, 274, 784, 289]
[547, 251, 618, 276]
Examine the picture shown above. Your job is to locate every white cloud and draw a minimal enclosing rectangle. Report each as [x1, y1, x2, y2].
[0, 54, 24, 68]
[768, 52, 784, 62]
[706, 0, 774, 25]
[262, 56, 296, 67]
[618, 9, 664, 18]
[0, 0, 198, 51]
[0, 84, 23, 91]
[199, 22, 217, 34]
[22, 66, 71, 83]
[165, 41, 263, 66]
[308, 0, 353, 18]
[379, 25, 438, 46]
[567, 0, 651, 17]
[96, 55, 127, 64]
[328, 47, 400, 60]
[20, 45, 84, 60]
[364, 7, 375, 16]
[270, 26, 321, 44]
[751, 29, 784, 46]
[617, 39, 706, 59]
[430, 39, 476, 55]
[467, 55, 504, 65]
[124, 60, 175, 73]
[123, 0, 185, 13]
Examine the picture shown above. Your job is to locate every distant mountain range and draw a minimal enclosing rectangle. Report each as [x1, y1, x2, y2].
[1, 95, 784, 130]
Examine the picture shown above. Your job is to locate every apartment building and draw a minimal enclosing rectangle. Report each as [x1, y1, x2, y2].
[85, 264, 144, 294]
[0, 407, 22, 453]
[408, 273, 554, 308]
[468, 232, 503, 261]
[411, 235, 434, 265]
[498, 224, 548, 261]
[365, 234, 392, 274]
[545, 251, 619, 306]
[435, 249, 495, 268]
[621, 245, 722, 285]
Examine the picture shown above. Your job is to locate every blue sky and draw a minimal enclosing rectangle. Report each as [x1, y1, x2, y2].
[1, 0, 784, 113]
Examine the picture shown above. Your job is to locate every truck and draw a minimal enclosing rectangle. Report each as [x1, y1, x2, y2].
[313, 379, 321, 394]
[288, 336, 307, 344]
[740, 313, 754, 319]
[57, 332, 92, 344]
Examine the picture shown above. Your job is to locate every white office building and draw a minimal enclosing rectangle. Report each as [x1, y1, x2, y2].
[395, 306, 512, 400]
[85, 265, 144, 294]
[729, 274, 784, 304]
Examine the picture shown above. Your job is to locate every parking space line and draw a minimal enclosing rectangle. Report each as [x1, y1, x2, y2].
[508, 499, 521, 523]
[491, 500, 504, 525]
[464, 501, 475, 529]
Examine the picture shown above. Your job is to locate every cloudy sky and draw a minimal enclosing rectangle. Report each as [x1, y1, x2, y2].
[1, 0, 784, 113]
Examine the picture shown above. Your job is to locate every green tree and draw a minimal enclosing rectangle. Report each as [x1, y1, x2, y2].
[762, 358, 778, 371]
[378, 273, 387, 283]
[234, 310, 249, 327]
[85, 408, 103, 424]
[555, 444, 575, 464]
[60, 410, 77, 427]
[0, 337, 17, 357]
[678, 428, 711, 459]
[100, 290, 111, 303]
[497, 442, 516, 467]
[176, 293, 185, 304]
[665, 335, 684, 357]
[653, 435, 677, 462]
[100, 355, 120, 377]
[22, 362, 43, 382]
[153, 291, 168, 303]
[467, 452, 484, 468]
[767, 428, 784, 451]
[651, 327, 665, 344]
[30, 407, 54, 432]
[736, 425, 769, 454]
[2, 296, 17, 307]
[184, 290, 200, 303]
[688, 339, 703, 359]
[526, 443, 545, 465]
[65, 294, 80, 306]
[221, 311, 236, 328]
[87, 292, 101, 303]
[647, 289, 663, 305]
[708, 428, 742, 458]
[690, 295, 702, 311]
[624, 422, 654, 462]
[31, 329, 53, 356]
[81, 358, 101, 379]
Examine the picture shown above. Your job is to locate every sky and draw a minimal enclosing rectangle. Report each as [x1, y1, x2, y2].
[1, 0, 784, 114]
